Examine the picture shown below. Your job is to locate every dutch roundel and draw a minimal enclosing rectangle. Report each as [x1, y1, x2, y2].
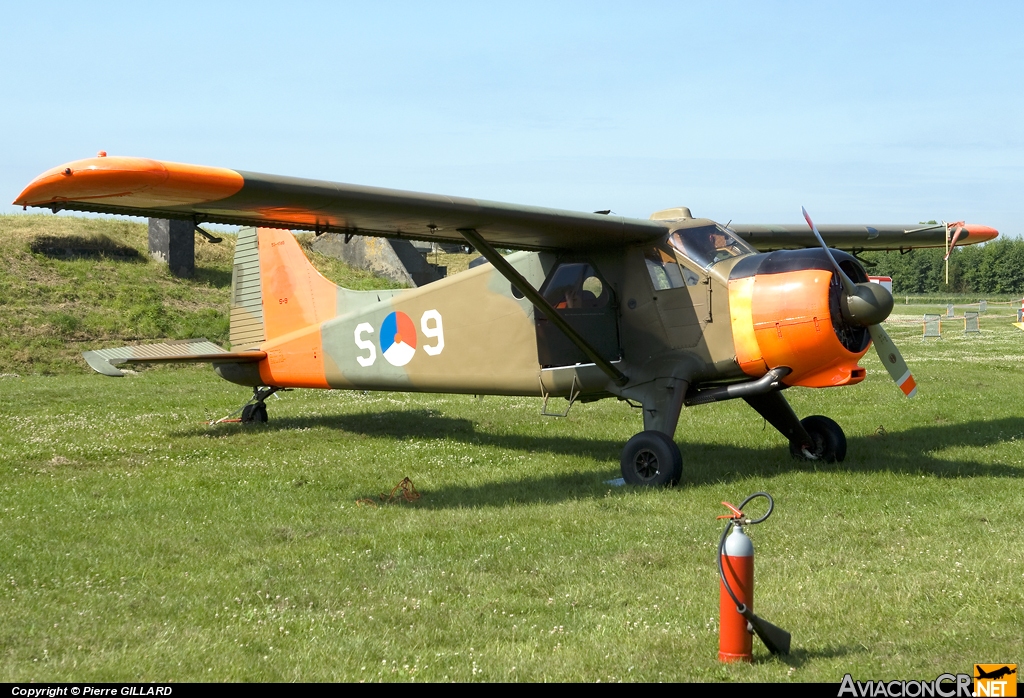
[380, 311, 417, 366]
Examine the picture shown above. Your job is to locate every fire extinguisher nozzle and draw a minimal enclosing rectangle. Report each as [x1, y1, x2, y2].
[746, 612, 792, 656]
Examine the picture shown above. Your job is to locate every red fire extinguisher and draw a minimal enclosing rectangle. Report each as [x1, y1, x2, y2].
[717, 492, 791, 662]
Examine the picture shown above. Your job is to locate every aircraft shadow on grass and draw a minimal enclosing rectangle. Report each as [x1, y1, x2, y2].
[180, 411, 1024, 508]
[192, 267, 233, 288]
[28, 233, 233, 286]
[30, 234, 144, 262]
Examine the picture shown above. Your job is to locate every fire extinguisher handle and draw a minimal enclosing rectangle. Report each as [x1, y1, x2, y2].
[718, 493, 774, 524]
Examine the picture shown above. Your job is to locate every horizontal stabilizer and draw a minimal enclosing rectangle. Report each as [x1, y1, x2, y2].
[83, 339, 265, 377]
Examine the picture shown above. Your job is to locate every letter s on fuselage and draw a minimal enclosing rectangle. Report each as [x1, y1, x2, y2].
[354, 323, 376, 366]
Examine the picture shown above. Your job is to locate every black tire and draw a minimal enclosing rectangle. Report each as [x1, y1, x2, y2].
[241, 402, 268, 424]
[789, 415, 846, 462]
[620, 431, 683, 486]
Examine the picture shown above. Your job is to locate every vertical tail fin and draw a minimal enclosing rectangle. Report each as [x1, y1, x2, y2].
[230, 227, 341, 347]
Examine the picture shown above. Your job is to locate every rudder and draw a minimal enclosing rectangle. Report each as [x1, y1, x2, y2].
[229, 228, 267, 349]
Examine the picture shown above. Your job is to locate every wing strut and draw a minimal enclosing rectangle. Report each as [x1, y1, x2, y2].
[457, 228, 628, 386]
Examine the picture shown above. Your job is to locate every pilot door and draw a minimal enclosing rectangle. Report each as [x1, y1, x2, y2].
[643, 245, 709, 349]
[535, 262, 621, 367]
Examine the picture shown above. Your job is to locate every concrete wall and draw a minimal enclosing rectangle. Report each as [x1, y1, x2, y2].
[310, 235, 445, 287]
[148, 218, 194, 278]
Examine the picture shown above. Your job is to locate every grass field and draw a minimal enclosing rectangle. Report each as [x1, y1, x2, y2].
[1, 215, 1022, 682]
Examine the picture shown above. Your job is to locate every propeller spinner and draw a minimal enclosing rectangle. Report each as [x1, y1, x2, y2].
[801, 207, 917, 398]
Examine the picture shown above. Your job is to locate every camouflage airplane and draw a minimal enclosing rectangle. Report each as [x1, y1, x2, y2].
[14, 154, 999, 486]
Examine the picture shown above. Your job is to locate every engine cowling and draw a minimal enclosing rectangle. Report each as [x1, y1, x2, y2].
[727, 249, 872, 388]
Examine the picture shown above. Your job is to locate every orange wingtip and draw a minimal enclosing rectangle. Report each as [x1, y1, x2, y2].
[13, 155, 243, 209]
[961, 224, 998, 244]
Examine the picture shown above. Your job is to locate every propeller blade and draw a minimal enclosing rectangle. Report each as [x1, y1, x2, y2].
[868, 324, 917, 397]
[944, 224, 964, 262]
[801, 206, 858, 295]
[803, 208, 910, 395]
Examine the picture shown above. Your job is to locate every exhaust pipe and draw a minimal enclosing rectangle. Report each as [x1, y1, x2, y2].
[685, 367, 791, 407]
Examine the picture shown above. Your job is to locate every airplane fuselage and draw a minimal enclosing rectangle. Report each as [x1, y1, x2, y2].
[217, 222, 870, 407]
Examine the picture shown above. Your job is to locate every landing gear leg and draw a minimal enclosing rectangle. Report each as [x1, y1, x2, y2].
[620, 379, 687, 486]
[240, 386, 279, 424]
[640, 378, 688, 437]
[743, 392, 847, 462]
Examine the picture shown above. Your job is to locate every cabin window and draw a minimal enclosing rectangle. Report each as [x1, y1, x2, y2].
[541, 263, 609, 309]
[536, 261, 621, 366]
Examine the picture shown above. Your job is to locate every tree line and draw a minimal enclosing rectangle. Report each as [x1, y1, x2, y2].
[860, 237, 1024, 296]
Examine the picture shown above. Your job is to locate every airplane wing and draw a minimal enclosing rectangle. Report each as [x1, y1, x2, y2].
[730, 222, 997, 251]
[13, 155, 667, 253]
[14, 154, 997, 252]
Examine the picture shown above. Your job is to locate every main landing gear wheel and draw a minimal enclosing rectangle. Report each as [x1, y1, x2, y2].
[790, 415, 846, 463]
[620, 431, 683, 487]
[241, 402, 268, 424]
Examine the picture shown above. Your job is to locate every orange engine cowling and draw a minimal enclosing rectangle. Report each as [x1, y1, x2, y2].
[728, 250, 871, 388]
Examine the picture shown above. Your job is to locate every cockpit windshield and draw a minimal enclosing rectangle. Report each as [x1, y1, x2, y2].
[667, 225, 755, 269]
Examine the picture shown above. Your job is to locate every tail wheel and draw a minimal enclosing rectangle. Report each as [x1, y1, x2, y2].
[790, 415, 846, 462]
[620, 431, 683, 486]
[241, 402, 268, 424]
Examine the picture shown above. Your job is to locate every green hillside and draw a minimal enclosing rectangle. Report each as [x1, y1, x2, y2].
[0, 214, 403, 375]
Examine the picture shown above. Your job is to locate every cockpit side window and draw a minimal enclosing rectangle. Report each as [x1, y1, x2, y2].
[668, 225, 755, 269]
[644, 246, 699, 290]
[644, 247, 685, 290]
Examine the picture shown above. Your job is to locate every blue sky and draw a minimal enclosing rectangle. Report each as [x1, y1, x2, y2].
[2, 1, 1021, 236]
